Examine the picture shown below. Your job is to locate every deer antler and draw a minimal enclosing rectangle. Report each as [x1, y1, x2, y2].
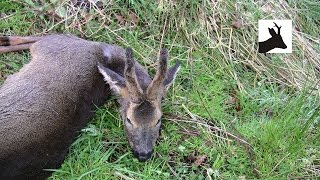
[273, 22, 282, 34]
[147, 48, 168, 100]
[125, 48, 143, 100]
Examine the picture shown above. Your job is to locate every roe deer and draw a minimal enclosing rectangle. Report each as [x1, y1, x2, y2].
[258, 22, 287, 53]
[0, 35, 180, 179]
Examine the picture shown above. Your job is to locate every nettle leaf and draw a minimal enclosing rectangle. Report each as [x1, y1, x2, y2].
[24, 0, 35, 7]
[56, 6, 67, 18]
[49, 0, 59, 4]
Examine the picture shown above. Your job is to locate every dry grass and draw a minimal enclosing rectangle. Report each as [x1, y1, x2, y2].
[2, 1, 319, 94]
[1, 0, 319, 179]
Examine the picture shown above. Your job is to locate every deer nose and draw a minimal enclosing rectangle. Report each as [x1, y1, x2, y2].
[133, 150, 153, 162]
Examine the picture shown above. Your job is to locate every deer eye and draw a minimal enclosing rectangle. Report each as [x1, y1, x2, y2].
[156, 119, 161, 126]
[126, 118, 133, 126]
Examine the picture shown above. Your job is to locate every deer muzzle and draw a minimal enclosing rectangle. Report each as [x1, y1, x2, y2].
[133, 149, 153, 162]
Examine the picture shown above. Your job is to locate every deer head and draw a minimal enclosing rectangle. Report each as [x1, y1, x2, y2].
[98, 48, 180, 161]
[268, 22, 287, 49]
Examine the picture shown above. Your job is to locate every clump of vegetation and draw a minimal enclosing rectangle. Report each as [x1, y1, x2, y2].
[1, 0, 319, 179]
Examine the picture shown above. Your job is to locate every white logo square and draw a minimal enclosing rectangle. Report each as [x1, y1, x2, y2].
[258, 20, 292, 53]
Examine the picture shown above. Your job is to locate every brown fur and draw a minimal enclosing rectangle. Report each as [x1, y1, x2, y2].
[0, 35, 127, 179]
[0, 34, 181, 178]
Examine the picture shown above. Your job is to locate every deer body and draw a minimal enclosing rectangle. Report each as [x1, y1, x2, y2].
[0, 35, 180, 179]
[0, 35, 123, 178]
[258, 22, 287, 53]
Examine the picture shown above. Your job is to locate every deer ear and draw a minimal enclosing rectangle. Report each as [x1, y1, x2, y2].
[268, 28, 277, 36]
[98, 63, 126, 95]
[163, 61, 181, 90]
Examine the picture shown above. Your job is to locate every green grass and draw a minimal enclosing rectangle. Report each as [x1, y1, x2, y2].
[1, 0, 319, 179]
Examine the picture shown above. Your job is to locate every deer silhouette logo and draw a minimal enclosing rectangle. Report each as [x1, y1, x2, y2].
[258, 22, 287, 53]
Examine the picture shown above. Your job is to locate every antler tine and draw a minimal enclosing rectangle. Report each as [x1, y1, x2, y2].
[158, 48, 168, 79]
[273, 22, 281, 34]
[125, 48, 143, 99]
[147, 48, 168, 100]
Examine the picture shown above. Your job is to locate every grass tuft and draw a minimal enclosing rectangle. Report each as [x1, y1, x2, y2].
[0, 0, 319, 179]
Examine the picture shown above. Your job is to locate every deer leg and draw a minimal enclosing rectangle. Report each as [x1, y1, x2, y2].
[0, 36, 42, 54]
[0, 43, 34, 54]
